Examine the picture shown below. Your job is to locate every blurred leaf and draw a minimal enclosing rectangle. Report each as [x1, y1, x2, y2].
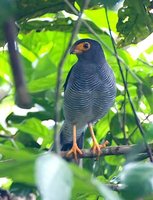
[15, 132, 40, 149]
[105, 155, 125, 166]
[7, 111, 51, 124]
[120, 163, 153, 200]
[71, 164, 121, 200]
[36, 153, 73, 200]
[10, 182, 36, 197]
[0, 145, 37, 184]
[0, 0, 16, 46]
[110, 113, 135, 139]
[28, 73, 56, 93]
[32, 53, 57, 80]
[141, 84, 153, 113]
[144, 123, 153, 143]
[16, 0, 76, 21]
[13, 118, 52, 148]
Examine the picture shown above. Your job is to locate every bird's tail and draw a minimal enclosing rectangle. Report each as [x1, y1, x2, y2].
[51, 125, 85, 165]
[51, 122, 85, 152]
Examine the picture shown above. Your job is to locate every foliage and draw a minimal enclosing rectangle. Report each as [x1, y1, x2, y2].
[117, 0, 153, 46]
[0, 0, 153, 199]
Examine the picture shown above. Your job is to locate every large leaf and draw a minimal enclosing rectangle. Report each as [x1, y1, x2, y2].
[120, 163, 153, 200]
[85, 8, 118, 33]
[28, 73, 57, 93]
[117, 0, 153, 46]
[35, 153, 73, 200]
[71, 164, 121, 200]
[13, 118, 52, 148]
[0, 145, 37, 184]
[20, 18, 105, 35]
[16, 0, 75, 21]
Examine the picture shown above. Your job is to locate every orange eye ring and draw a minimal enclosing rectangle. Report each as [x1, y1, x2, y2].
[71, 41, 91, 54]
[83, 42, 90, 49]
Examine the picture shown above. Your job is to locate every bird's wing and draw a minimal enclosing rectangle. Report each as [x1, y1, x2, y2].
[63, 65, 75, 91]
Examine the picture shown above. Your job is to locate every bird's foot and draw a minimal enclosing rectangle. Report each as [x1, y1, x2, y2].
[66, 143, 83, 161]
[91, 140, 109, 156]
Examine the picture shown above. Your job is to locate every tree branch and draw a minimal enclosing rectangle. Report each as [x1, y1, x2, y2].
[3, 19, 31, 109]
[60, 143, 153, 159]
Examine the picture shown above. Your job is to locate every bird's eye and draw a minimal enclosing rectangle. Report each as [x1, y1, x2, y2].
[83, 42, 90, 49]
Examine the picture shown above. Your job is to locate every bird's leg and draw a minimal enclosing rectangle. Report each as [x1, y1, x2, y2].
[66, 124, 83, 161]
[88, 123, 109, 155]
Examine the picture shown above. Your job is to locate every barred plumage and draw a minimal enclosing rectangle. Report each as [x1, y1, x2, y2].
[60, 39, 116, 154]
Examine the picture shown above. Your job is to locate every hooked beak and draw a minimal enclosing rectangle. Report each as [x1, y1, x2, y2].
[70, 45, 83, 54]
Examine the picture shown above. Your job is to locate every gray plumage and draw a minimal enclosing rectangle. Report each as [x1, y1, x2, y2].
[60, 39, 116, 150]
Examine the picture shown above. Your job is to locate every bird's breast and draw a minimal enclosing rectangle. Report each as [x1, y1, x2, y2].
[63, 61, 116, 126]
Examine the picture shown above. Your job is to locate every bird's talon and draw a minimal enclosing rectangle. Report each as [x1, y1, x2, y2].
[91, 140, 109, 156]
[91, 142, 101, 155]
[66, 143, 82, 161]
[99, 140, 109, 149]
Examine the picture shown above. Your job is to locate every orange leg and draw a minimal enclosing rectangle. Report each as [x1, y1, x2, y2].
[66, 125, 83, 161]
[88, 123, 109, 155]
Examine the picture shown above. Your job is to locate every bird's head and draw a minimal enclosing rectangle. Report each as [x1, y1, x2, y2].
[70, 39, 105, 62]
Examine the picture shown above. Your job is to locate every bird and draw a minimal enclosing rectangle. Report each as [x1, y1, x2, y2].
[59, 38, 116, 161]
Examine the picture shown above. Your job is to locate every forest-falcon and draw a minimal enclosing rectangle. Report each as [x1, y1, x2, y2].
[60, 39, 116, 160]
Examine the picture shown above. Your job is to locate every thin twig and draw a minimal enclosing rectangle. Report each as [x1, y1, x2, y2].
[0, 134, 13, 139]
[104, 6, 153, 162]
[137, 58, 153, 68]
[0, 134, 19, 149]
[53, 0, 90, 154]
[3, 19, 31, 109]
[128, 114, 151, 140]
[106, 184, 122, 191]
[122, 69, 128, 144]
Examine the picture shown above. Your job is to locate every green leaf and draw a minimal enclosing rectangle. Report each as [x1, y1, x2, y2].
[16, 0, 76, 21]
[120, 163, 153, 200]
[10, 182, 36, 197]
[117, 0, 153, 46]
[28, 74, 56, 93]
[32, 53, 57, 80]
[13, 118, 52, 148]
[110, 113, 135, 139]
[77, 0, 121, 9]
[144, 123, 153, 143]
[0, 145, 37, 184]
[35, 153, 73, 200]
[71, 164, 121, 200]
[85, 8, 118, 33]
[20, 18, 105, 36]
[142, 84, 153, 113]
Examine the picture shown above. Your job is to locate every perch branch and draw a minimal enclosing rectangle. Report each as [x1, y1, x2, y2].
[60, 143, 153, 159]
